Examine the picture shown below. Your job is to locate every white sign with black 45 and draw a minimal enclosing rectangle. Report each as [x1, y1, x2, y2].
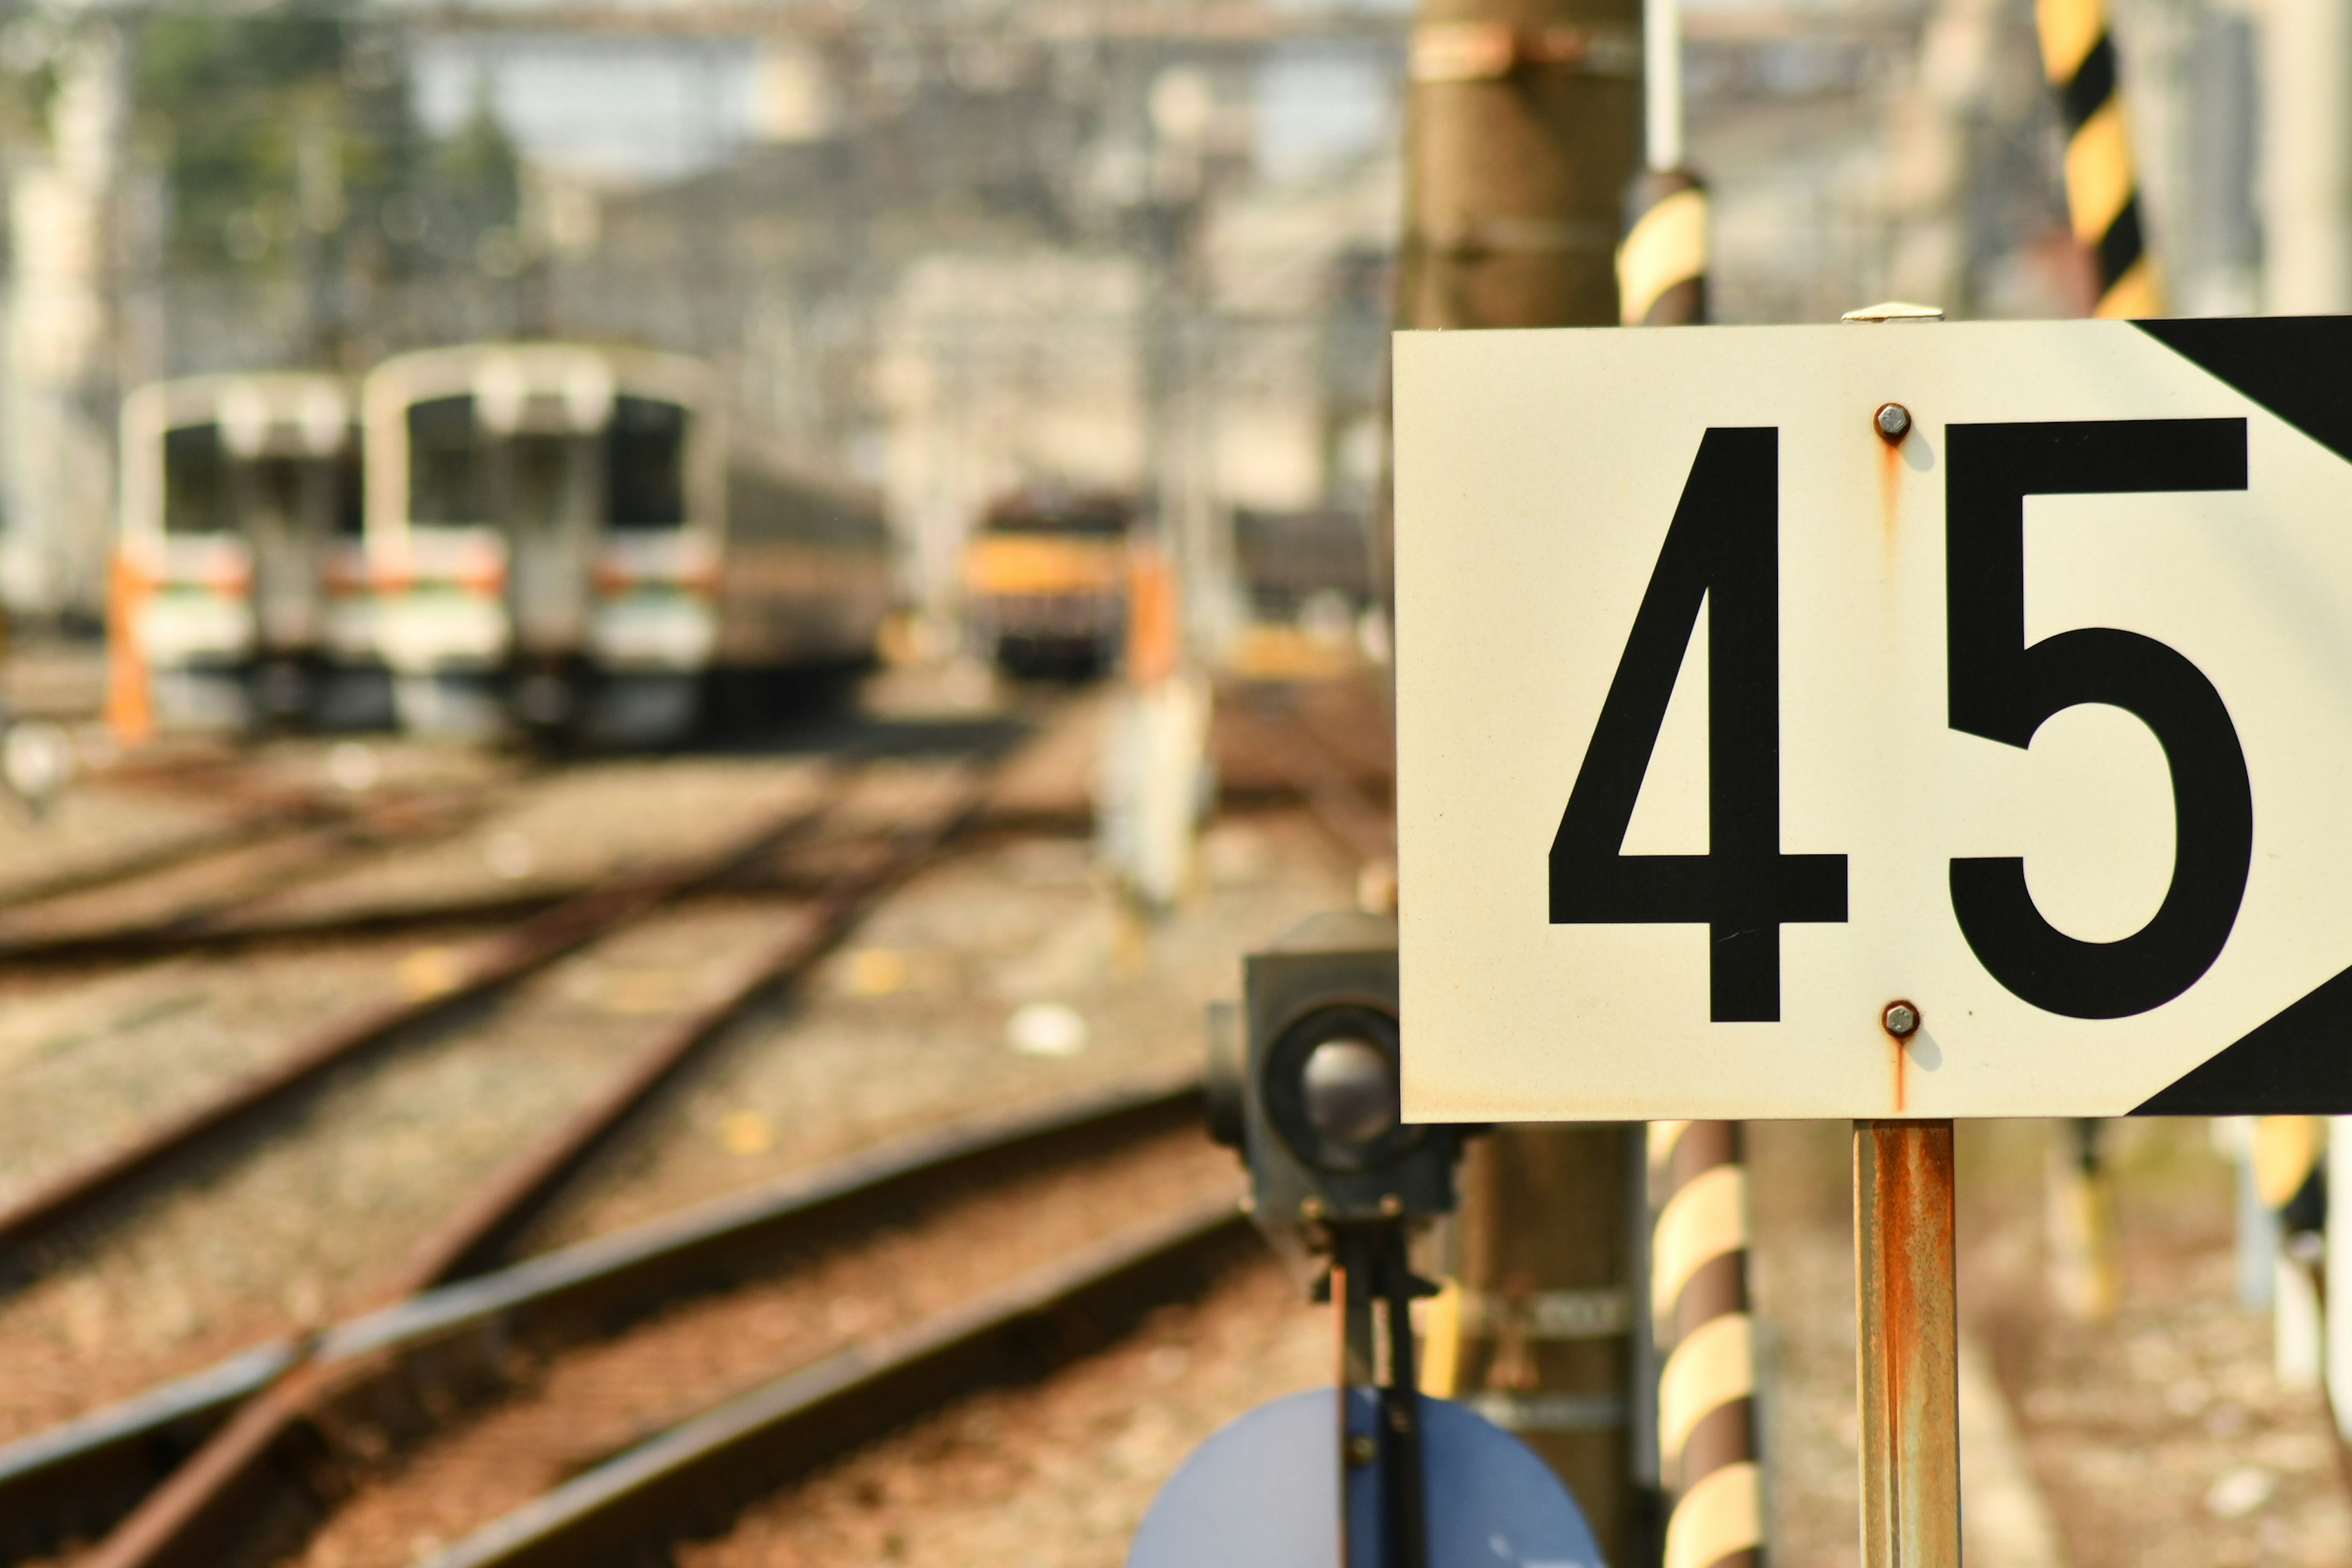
[1395, 317, 2352, 1120]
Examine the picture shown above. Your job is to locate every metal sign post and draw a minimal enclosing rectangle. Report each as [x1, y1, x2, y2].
[1854, 1120, 1959, 1568]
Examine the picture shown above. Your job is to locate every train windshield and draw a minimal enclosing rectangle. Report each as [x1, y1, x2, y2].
[162, 424, 233, 534]
[408, 396, 490, 525]
[984, 496, 1131, 538]
[334, 448, 363, 535]
[607, 396, 687, 529]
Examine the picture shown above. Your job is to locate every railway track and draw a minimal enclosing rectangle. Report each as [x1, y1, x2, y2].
[0, 674, 1379, 970]
[0, 756, 854, 1262]
[0, 760, 409, 922]
[0, 774, 529, 967]
[0, 678, 1381, 1568]
[0, 706, 1098, 1558]
[0, 1077, 1242, 1567]
[0, 729, 555, 948]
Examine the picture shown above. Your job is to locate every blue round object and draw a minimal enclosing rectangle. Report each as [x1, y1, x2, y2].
[1126, 1388, 1605, 1568]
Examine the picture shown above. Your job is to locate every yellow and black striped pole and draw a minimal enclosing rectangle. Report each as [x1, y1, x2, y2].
[2034, 0, 2163, 317]
[1619, 169, 1708, 326]
[1651, 1119, 1762, 1568]
[1618, 0, 1707, 326]
[2253, 1114, 2328, 1387]
[2045, 1117, 2121, 1322]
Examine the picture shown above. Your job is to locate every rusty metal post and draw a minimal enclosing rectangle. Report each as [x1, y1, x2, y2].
[1853, 1120, 1959, 1568]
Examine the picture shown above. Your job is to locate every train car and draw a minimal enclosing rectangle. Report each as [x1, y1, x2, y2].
[360, 342, 893, 743]
[112, 373, 374, 732]
[960, 489, 1136, 677]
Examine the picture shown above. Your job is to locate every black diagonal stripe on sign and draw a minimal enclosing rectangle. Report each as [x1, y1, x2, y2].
[2132, 963, 2352, 1114]
[2059, 32, 2117, 132]
[2095, 196, 2143, 292]
[2136, 315, 2352, 467]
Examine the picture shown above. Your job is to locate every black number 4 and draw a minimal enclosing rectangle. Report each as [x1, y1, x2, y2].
[1549, 427, 1847, 1022]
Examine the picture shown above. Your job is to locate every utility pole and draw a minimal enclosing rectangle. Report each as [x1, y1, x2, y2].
[1398, 0, 1651, 1558]
[5, 23, 127, 627]
[2260, 0, 2352, 316]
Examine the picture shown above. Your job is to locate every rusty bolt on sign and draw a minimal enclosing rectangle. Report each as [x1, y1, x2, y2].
[1875, 402, 1912, 443]
[1883, 1000, 1921, 1038]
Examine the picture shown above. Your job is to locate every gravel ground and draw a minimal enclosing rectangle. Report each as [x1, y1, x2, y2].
[0, 936, 442, 1215]
[1749, 1117, 2352, 1568]
[0, 681, 1360, 1511]
[294, 1130, 1240, 1568]
[0, 703, 1338, 1446]
[0, 774, 249, 908]
[529, 807, 1356, 1250]
[1746, 1118, 1861, 1568]
[225, 756, 836, 928]
[0, 892, 859, 1443]
[1967, 1119, 2352, 1568]
[678, 1252, 1329, 1568]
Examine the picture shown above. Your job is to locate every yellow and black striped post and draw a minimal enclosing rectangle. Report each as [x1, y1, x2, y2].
[2044, 1118, 2121, 1322]
[2035, 0, 2163, 317]
[2253, 1114, 2328, 1387]
[1618, 169, 1709, 326]
[1651, 1119, 1762, 1568]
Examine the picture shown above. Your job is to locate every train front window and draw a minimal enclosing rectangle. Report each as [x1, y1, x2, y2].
[335, 448, 363, 536]
[606, 396, 687, 528]
[246, 458, 303, 538]
[986, 497, 1131, 538]
[408, 396, 489, 524]
[163, 424, 232, 533]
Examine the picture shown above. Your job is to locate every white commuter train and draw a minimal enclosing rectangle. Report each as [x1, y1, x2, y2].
[113, 374, 380, 732]
[360, 342, 894, 743]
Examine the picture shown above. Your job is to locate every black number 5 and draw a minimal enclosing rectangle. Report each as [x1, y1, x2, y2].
[1947, 418, 2250, 1019]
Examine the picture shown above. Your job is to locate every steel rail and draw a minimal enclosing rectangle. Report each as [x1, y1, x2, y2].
[0, 779, 514, 963]
[0, 797, 1103, 967]
[1220, 697, 1396, 865]
[80, 740, 1052, 1568]
[415, 1197, 1251, 1568]
[0, 1075, 1200, 1561]
[0, 764, 847, 1262]
[0, 790, 352, 918]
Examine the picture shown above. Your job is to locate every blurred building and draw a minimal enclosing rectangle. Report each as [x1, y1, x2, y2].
[0, 0, 2310, 628]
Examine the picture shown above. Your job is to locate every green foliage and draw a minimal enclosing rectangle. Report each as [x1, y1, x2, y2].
[129, 2, 520, 280]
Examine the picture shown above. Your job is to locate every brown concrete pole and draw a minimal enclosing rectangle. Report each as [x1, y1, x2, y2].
[1401, 0, 1644, 331]
[1399, 0, 1648, 1558]
[1452, 1127, 1645, 1562]
[1853, 1120, 1961, 1568]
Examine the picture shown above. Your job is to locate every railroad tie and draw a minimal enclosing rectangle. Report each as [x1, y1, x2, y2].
[2034, 0, 2163, 317]
[1650, 1118, 1762, 1568]
[1618, 170, 1709, 327]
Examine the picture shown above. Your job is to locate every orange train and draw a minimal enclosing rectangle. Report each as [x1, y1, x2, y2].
[959, 489, 1136, 677]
